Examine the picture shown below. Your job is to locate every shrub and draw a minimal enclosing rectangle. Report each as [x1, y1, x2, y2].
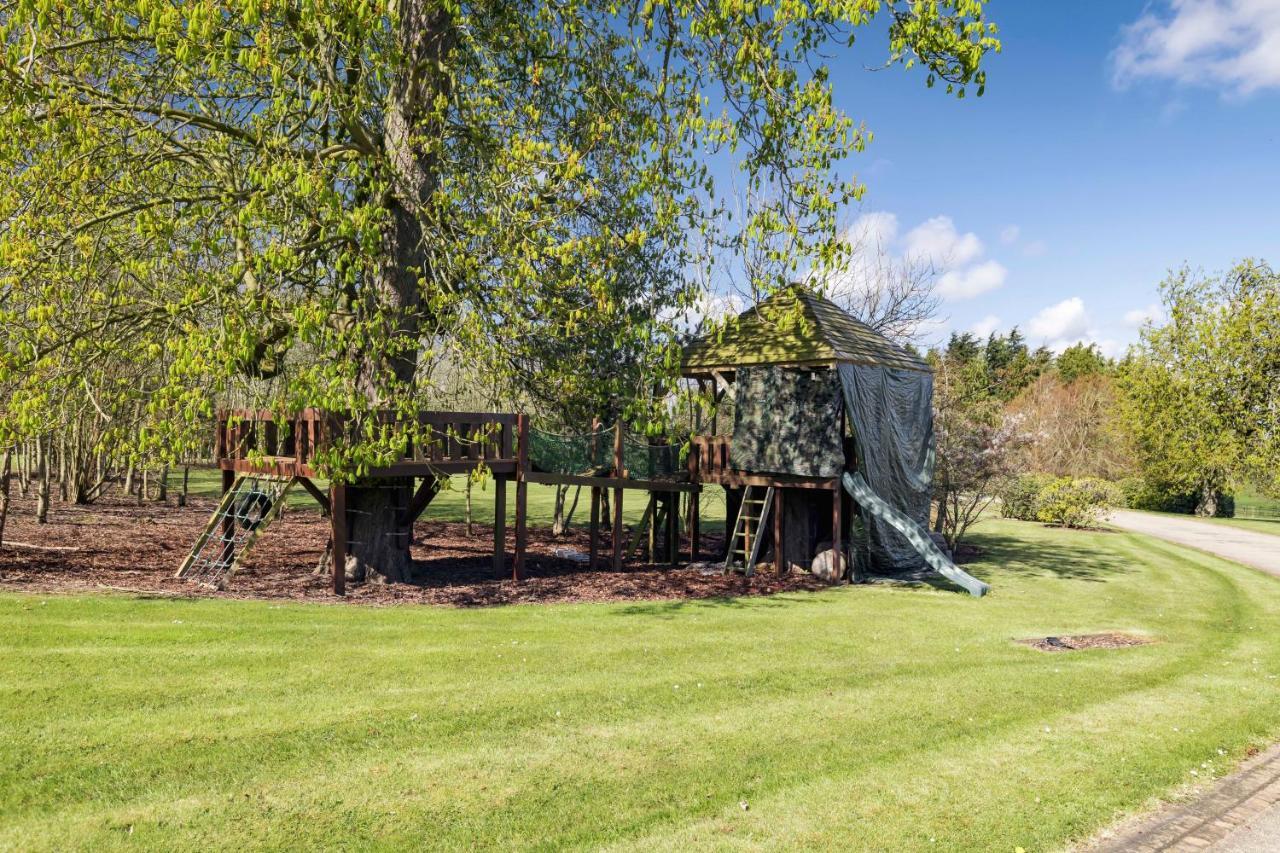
[1035, 477, 1119, 528]
[999, 473, 1056, 521]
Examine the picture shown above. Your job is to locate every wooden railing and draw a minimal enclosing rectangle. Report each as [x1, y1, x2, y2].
[688, 434, 734, 484]
[216, 409, 520, 475]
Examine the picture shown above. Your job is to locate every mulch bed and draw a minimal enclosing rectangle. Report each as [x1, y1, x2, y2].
[0, 492, 829, 607]
[1018, 633, 1153, 652]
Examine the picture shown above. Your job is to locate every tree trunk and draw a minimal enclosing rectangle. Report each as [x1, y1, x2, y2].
[342, 0, 455, 584]
[1195, 481, 1220, 518]
[178, 465, 189, 507]
[465, 476, 473, 537]
[552, 484, 569, 536]
[344, 479, 416, 583]
[0, 447, 12, 547]
[123, 458, 135, 499]
[157, 464, 169, 503]
[36, 436, 50, 524]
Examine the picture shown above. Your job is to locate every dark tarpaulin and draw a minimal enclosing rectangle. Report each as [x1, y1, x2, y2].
[730, 367, 843, 478]
[837, 363, 936, 572]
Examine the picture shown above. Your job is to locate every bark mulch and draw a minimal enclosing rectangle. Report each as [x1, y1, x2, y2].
[1018, 633, 1153, 652]
[0, 493, 829, 607]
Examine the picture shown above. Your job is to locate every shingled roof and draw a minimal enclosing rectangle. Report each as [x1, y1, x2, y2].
[682, 287, 931, 375]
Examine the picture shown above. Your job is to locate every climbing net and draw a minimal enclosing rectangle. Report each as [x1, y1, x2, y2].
[528, 426, 687, 481]
[178, 475, 295, 588]
[528, 428, 612, 476]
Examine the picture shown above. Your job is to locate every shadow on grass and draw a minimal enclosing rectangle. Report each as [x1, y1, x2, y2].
[965, 526, 1134, 583]
[612, 591, 825, 618]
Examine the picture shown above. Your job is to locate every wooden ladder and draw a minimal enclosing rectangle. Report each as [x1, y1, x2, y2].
[723, 486, 775, 577]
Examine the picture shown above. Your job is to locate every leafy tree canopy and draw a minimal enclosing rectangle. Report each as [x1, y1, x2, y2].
[1, 0, 998, 476]
[1120, 260, 1280, 511]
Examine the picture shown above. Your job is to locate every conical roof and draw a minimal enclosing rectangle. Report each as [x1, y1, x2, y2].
[682, 287, 931, 375]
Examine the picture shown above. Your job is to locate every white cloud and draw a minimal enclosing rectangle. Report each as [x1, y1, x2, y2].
[845, 211, 900, 253]
[999, 225, 1021, 245]
[969, 314, 1002, 338]
[1113, 0, 1280, 96]
[1123, 303, 1164, 327]
[902, 216, 984, 268]
[1028, 297, 1092, 349]
[937, 260, 1008, 300]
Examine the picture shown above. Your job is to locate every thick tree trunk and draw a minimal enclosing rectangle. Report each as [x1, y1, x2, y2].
[157, 464, 169, 503]
[1195, 482, 1220, 518]
[342, 0, 456, 584]
[345, 479, 415, 583]
[178, 465, 189, 507]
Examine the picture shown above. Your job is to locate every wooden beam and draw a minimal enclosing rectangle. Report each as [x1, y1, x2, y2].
[832, 487, 844, 581]
[331, 483, 347, 596]
[399, 476, 441, 526]
[296, 477, 331, 514]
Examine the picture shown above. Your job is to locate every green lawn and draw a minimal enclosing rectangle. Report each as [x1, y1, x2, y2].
[5, 519, 1280, 850]
[174, 467, 731, 532]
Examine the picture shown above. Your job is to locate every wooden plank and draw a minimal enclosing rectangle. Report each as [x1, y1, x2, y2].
[692, 470, 839, 491]
[493, 476, 507, 575]
[331, 483, 347, 596]
[832, 487, 844, 580]
[667, 492, 679, 567]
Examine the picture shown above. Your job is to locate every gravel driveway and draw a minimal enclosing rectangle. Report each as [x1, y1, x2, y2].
[1108, 510, 1280, 580]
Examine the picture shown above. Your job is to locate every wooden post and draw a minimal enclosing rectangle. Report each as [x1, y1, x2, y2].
[773, 488, 785, 575]
[493, 475, 507, 574]
[513, 414, 529, 581]
[832, 485, 843, 579]
[667, 491, 679, 567]
[588, 487, 600, 569]
[689, 489, 700, 562]
[612, 419, 623, 571]
[331, 482, 347, 596]
[218, 467, 235, 566]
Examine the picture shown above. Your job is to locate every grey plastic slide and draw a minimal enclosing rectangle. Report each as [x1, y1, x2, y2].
[842, 472, 990, 598]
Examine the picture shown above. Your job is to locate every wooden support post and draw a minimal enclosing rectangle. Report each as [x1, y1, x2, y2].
[331, 482, 347, 596]
[589, 487, 600, 569]
[690, 489, 700, 562]
[493, 475, 506, 574]
[832, 486, 843, 579]
[218, 468, 235, 565]
[513, 414, 529, 581]
[667, 492, 679, 567]
[773, 488, 785, 575]
[612, 419, 623, 571]
[646, 493, 658, 563]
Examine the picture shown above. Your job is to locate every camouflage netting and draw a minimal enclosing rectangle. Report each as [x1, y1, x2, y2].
[729, 366, 844, 478]
[837, 363, 935, 572]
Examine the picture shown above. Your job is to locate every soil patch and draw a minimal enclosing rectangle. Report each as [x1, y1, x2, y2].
[1018, 633, 1152, 652]
[0, 493, 829, 607]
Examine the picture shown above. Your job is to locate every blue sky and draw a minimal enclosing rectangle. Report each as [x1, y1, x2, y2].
[809, 0, 1280, 354]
